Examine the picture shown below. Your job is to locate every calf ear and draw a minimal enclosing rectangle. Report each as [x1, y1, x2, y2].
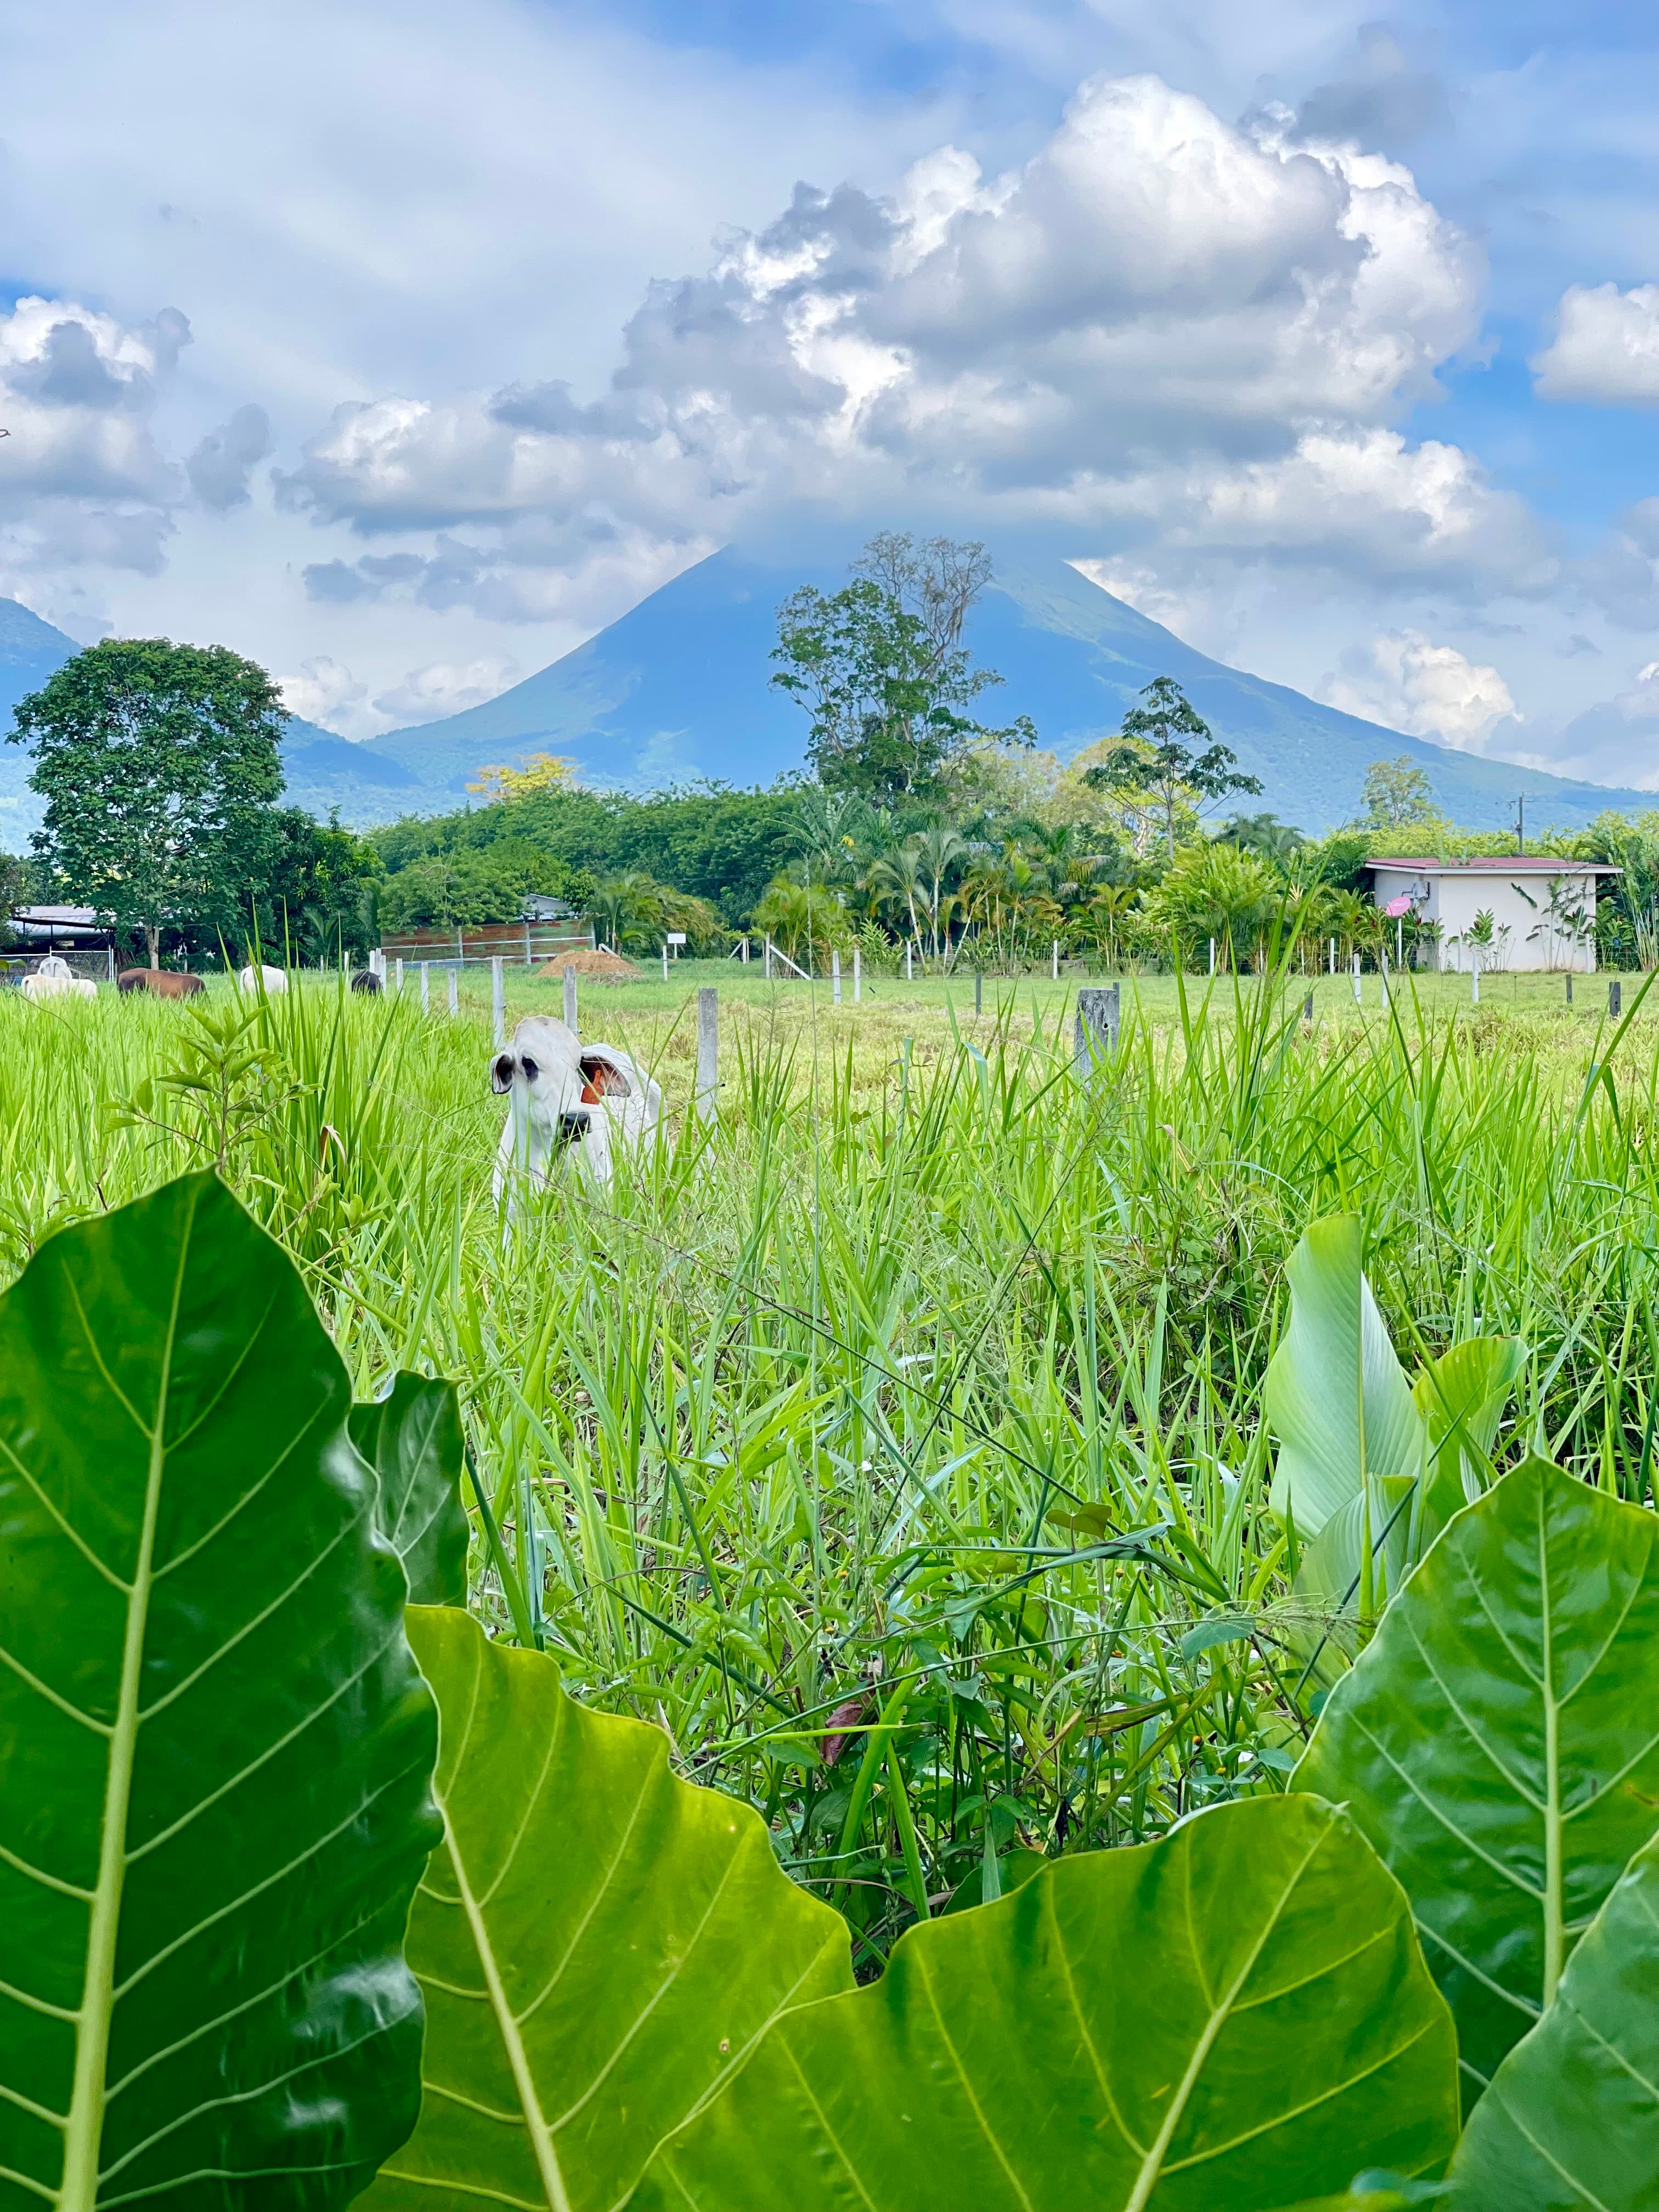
[490, 1054, 515, 1094]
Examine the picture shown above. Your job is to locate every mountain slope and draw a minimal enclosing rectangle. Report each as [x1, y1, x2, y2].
[0, 599, 78, 845]
[309, 539, 1655, 834]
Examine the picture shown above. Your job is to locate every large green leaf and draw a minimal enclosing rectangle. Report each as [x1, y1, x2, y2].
[0, 1172, 440, 2211]
[637, 1794, 1460, 2212]
[1266, 1216, 1424, 1538]
[1450, 1827, 1659, 2210]
[349, 1372, 469, 1606]
[1294, 1454, 1659, 2104]
[1412, 1338, 1527, 1533]
[358, 1605, 854, 2212]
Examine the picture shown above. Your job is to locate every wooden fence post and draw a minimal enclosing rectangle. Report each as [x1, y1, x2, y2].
[1075, 984, 1120, 1076]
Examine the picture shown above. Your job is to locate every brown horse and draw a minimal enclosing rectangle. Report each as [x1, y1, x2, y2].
[117, 969, 204, 998]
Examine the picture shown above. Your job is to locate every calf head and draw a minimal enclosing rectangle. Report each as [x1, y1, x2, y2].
[492, 1017, 592, 1154]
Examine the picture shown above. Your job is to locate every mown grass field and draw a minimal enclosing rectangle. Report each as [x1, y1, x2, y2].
[5, 958, 1658, 1961]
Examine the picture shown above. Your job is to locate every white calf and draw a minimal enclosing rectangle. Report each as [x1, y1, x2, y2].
[238, 963, 289, 995]
[490, 1014, 663, 1203]
[21, 957, 94, 1003]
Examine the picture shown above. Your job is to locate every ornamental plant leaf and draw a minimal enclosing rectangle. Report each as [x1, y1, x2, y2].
[1266, 1216, 1424, 1538]
[636, 1793, 1460, 2212]
[1293, 1454, 1659, 2104]
[349, 1372, 469, 1606]
[1412, 1337, 1526, 1533]
[0, 1171, 441, 2210]
[358, 1605, 854, 2212]
[1449, 1828, 1659, 2210]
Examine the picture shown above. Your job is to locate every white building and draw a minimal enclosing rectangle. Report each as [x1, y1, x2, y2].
[1365, 858, 1621, 973]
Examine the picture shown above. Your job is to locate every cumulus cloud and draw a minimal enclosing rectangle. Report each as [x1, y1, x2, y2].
[272, 72, 1498, 621]
[278, 656, 367, 732]
[370, 658, 519, 723]
[1318, 630, 1520, 753]
[187, 404, 273, 510]
[1533, 284, 1659, 407]
[1548, 664, 1659, 789]
[0, 295, 189, 592]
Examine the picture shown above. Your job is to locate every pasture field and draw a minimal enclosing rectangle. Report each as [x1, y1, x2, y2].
[5, 960, 1659, 1963]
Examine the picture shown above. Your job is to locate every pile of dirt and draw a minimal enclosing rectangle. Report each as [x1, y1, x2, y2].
[534, 946, 644, 983]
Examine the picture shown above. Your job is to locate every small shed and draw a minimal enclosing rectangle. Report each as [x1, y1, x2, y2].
[8, 905, 115, 952]
[1366, 858, 1620, 974]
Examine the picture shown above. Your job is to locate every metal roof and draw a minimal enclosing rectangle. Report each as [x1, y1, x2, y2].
[1365, 858, 1621, 874]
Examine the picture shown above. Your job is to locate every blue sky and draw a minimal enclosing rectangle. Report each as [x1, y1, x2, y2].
[6, 0, 1659, 783]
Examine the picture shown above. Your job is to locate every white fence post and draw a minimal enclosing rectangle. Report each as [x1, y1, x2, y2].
[1328, 938, 1335, 976]
[1352, 953, 1361, 1005]
[420, 961, 430, 1013]
[563, 963, 578, 1031]
[906, 941, 913, 983]
[448, 967, 459, 1016]
[491, 956, 505, 1046]
[696, 987, 719, 1125]
[662, 942, 669, 981]
[394, 957, 404, 995]
[1472, 953, 1481, 1006]
[832, 949, 842, 1005]
[853, 947, 861, 1003]
[1209, 938, 1216, 977]
[1051, 939, 1059, 981]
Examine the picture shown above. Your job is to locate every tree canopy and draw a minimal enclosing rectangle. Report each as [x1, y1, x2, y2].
[1082, 678, 1262, 858]
[770, 534, 1035, 804]
[1360, 755, 1446, 836]
[10, 638, 287, 964]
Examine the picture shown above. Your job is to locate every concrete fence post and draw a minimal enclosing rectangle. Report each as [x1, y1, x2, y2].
[563, 963, 578, 1031]
[1352, 952, 1361, 1005]
[696, 986, 719, 1125]
[853, 947, 861, 1003]
[1075, 984, 1120, 1077]
[764, 936, 774, 981]
[1566, 973, 1574, 1006]
[420, 961, 430, 1013]
[448, 967, 459, 1016]
[1611, 977, 1623, 1019]
[491, 956, 505, 1045]
[906, 941, 914, 983]
[975, 969, 983, 1017]
[394, 957, 404, 995]
[1209, 938, 1216, 977]
[1302, 993, 1314, 1025]
[832, 949, 842, 1005]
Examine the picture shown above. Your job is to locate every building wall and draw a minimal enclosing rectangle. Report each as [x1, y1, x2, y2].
[1369, 867, 1601, 973]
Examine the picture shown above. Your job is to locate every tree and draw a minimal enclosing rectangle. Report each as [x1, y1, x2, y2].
[770, 534, 1035, 804]
[10, 639, 286, 966]
[589, 870, 663, 954]
[1082, 679, 1262, 860]
[245, 809, 381, 964]
[1361, 756, 1445, 836]
[466, 752, 575, 803]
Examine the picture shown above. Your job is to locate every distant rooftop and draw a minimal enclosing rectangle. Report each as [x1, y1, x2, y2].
[1366, 857, 1621, 873]
[13, 905, 98, 924]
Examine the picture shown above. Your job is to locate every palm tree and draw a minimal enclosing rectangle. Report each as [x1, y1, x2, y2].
[911, 825, 966, 958]
[870, 840, 926, 953]
[589, 871, 662, 955]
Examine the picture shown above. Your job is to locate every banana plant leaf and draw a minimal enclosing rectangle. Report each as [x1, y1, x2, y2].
[1449, 1828, 1659, 2210]
[357, 1605, 854, 2212]
[1266, 1216, 1425, 1538]
[636, 1793, 1460, 2211]
[1293, 1453, 1659, 2104]
[349, 1371, 469, 1606]
[0, 1171, 441, 2210]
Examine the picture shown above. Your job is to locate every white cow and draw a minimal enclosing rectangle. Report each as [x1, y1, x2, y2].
[238, 963, 289, 995]
[490, 1014, 663, 1203]
[21, 956, 94, 1003]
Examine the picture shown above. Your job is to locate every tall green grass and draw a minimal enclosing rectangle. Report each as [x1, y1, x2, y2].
[4, 967, 1657, 1962]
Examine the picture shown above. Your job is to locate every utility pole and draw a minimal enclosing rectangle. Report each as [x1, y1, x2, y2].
[1514, 795, 1526, 856]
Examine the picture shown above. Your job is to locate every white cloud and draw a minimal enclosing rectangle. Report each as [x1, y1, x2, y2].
[1533, 284, 1659, 407]
[273, 73, 1498, 618]
[1318, 630, 1519, 753]
[370, 659, 519, 724]
[278, 656, 366, 732]
[0, 295, 187, 595]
